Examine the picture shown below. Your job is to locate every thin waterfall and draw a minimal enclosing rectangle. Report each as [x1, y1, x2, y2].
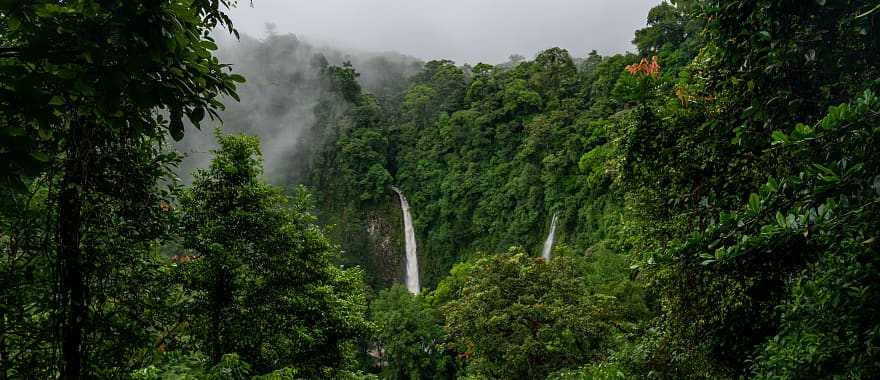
[391, 187, 420, 294]
[541, 213, 559, 261]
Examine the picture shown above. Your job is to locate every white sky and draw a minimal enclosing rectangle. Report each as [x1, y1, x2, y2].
[227, 0, 662, 64]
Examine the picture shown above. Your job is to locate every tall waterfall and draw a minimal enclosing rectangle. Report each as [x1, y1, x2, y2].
[541, 213, 559, 261]
[391, 187, 420, 294]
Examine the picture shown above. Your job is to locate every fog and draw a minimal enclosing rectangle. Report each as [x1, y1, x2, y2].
[176, 0, 661, 183]
[228, 0, 661, 65]
[175, 31, 421, 183]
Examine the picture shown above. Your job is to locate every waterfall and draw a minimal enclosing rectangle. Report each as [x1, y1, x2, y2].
[391, 187, 420, 294]
[541, 213, 559, 261]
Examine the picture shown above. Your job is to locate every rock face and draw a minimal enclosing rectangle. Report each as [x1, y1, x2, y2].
[318, 193, 409, 290]
[366, 210, 405, 289]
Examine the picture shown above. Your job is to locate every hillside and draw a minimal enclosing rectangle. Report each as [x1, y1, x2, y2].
[1, 1, 878, 379]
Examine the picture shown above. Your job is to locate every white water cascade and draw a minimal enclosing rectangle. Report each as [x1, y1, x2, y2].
[541, 213, 559, 261]
[391, 187, 420, 294]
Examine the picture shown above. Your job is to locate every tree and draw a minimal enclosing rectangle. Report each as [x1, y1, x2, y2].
[442, 248, 642, 379]
[370, 285, 454, 379]
[632, 0, 701, 60]
[178, 132, 371, 376]
[0, 1, 244, 378]
[612, 0, 880, 376]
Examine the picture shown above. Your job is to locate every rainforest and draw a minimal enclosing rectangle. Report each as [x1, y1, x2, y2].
[1, 0, 879, 379]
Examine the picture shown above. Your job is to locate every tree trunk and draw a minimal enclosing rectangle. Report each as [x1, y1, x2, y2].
[210, 267, 226, 364]
[59, 124, 90, 380]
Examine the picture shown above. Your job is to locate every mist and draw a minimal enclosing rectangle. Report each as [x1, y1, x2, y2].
[177, 0, 662, 183]
[176, 30, 422, 184]
[227, 0, 661, 65]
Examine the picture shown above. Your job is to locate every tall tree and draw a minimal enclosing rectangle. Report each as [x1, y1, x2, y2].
[442, 248, 645, 379]
[178, 132, 371, 376]
[613, 0, 880, 376]
[0, 1, 243, 378]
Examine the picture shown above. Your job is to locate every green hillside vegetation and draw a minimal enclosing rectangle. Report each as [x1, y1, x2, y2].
[1, 0, 879, 379]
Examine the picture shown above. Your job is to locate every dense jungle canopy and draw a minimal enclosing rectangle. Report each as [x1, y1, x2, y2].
[1, 1, 879, 379]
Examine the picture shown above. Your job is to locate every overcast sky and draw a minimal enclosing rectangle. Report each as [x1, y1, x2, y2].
[227, 0, 662, 65]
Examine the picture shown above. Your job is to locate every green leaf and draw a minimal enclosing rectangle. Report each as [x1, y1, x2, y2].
[771, 130, 788, 144]
[820, 175, 840, 183]
[229, 74, 246, 83]
[49, 96, 65, 106]
[188, 106, 205, 124]
[765, 177, 778, 193]
[749, 193, 761, 213]
[30, 151, 50, 162]
[37, 127, 53, 140]
[791, 123, 814, 139]
[8, 17, 21, 31]
[202, 40, 219, 51]
[812, 164, 837, 178]
[170, 108, 185, 141]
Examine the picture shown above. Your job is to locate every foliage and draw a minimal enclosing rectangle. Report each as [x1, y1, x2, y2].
[611, 1, 880, 376]
[177, 132, 371, 376]
[441, 248, 645, 379]
[0, 0, 243, 378]
[308, 1, 880, 378]
[0, 0, 243, 189]
[2, 0, 879, 378]
[370, 285, 454, 379]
